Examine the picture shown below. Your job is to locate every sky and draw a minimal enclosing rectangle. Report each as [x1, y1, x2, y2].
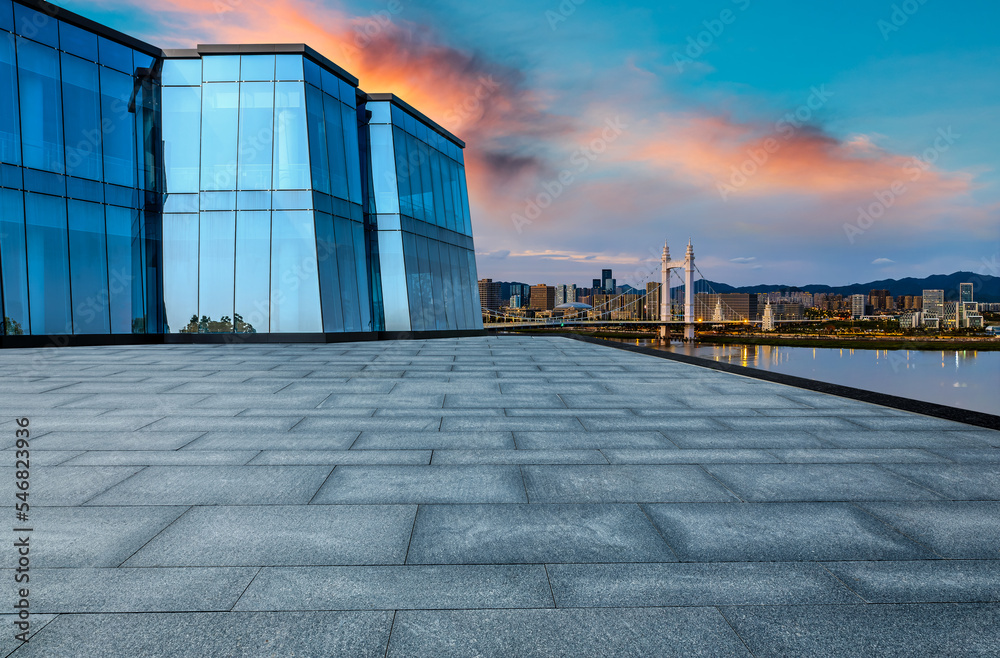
[66, 0, 1000, 289]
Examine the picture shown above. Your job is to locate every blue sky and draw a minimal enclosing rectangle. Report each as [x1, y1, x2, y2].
[67, 0, 1000, 287]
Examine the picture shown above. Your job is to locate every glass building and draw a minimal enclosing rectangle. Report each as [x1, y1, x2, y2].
[0, 0, 483, 345]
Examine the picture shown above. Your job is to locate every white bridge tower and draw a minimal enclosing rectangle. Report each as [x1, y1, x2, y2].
[659, 239, 696, 342]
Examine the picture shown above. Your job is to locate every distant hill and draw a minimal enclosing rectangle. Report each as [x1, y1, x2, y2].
[670, 272, 1000, 302]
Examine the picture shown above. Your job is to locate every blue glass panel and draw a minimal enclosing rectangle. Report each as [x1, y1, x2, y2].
[430, 150, 446, 228]
[17, 38, 63, 172]
[430, 240, 447, 329]
[0, 188, 28, 334]
[333, 215, 360, 332]
[238, 81, 273, 190]
[270, 210, 321, 332]
[409, 135, 428, 221]
[61, 54, 102, 180]
[304, 83, 330, 195]
[162, 59, 201, 86]
[199, 191, 236, 211]
[447, 244, 467, 329]
[25, 193, 70, 334]
[237, 190, 270, 210]
[133, 52, 154, 71]
[273, 82, 309, 189]
[369, 124, 398, 214]
[163, 192, 198, 213]
[161, 213, 198, 333]
[162, 86, 200, 193]
[417, 235, 436, 330]
[419, 141, 434, 225]
[240, 55, 274, 82]
[100, 66, 136, 187]
[352, 220, 371, 331]
[367, 101, 390, 124]
[0, 0, 11, 32]
[13, 5, 57, 47]
[391, 126, 411, 216]
[202, 55, 239, 82]
[320, 68, 338, 97]
[323, 93, 348, 200]
[104, 205, 135, 333]
[378, 230, 408, 331]
[271, 190, 312, 210]
[104, 183, 137, 208]
[456, 247, 472, 327]
[67, 199, 110, 334]
[314, 211, 343, 332]
[235, 210, 270, 333]
[198, 211, 235, 331]
[58, 21, 97, 61]
[402, 110, 416, 135]
[98, 37, 132, 73]
[341, 102, 362, 203]
[390, 104, 404, 128]
[440, 153, 456, 231]
[0, 37, 19, 165]
[274, 55, 303, 81]
[0, 162, 20, 187]
[66, 176, 103, 203]
[303, 58, 321, 88]
[200, 82, 239, 190]
[338, 79, 353, 106]
[23, 168, 63, 196]
[402, 231, 422, 330]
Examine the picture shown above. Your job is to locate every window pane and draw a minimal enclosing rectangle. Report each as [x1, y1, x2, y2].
[202, 55, 239, 82]
[341, 102, 362, 203]
[67, 199, 110, 334]
[59, 22, 98, 61]
[162, 59, 201, 86]
[270, 210, 321, 332]
[324, 93, 349, 200]
[25, 193, 70, 334]
[100, 66, 136, 187]
[240, 55, 274, 82]
[61, 54, 102, 180]
[105, 205, 135, 333]
[416, 236, 435, 330]
[458, 167, 472, 236]
[0, 188, 28, 334]
[440, 152, 455, 231]
[162, 213, 199, 333]
[369, 124, 398, 213]
[273, 82, 309, 189]
[201, 82, 239, 190]
[334, 215, 360, 332]
[430, 150, 446, 228]
[98, 37, 132, 73]
[368, 101, 390, 124]
[377, 230, 408, 331]
[352, 220, 371, 331]
[303, 58, 321, 88]
[17, 38, 63, 172]
[402, 231, 421, 330]
[305, 84, 330, 195]
[162, 86, 201, 193]
[198, 211, 235, 332]
[314, 211, 343, 332]
[274, 55, 302, 81]
[235, 210, 270, 333]
[13, 5, 57, 47]
[0, 36, 20, 165]
[392, 126, 411, 216]
[238, 81, 273, 190]
[0, 0, 13, 33]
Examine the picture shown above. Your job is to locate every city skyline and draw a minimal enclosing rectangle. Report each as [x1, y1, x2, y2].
[69, 0, 1000, 289]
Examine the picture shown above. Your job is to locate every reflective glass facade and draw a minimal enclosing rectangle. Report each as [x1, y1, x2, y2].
[0, 0, 482, 341]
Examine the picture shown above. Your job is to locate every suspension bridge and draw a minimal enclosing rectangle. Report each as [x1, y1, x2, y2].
[482, 240, 819, 338]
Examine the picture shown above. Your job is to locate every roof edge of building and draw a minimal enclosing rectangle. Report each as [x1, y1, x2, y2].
[365, 92, 466, 149]
[191, 44, 360, 87]
[14, 0, 163, 57]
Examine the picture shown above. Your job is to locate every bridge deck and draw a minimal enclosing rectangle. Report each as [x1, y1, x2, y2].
[2, 335, 997, 656]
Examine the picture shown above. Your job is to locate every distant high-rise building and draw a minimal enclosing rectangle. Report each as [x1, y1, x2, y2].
[530, 285, 556, 311]
[554, 284, 577, 306]
[762, 301, 776, 331]
[593, 279, 601, 291]
[923, 290, 944, 318]
[478, 279, 502, 311]
[510, 295, 523, 309]
[960, 283, 974, 303]
[601, 270, 613, 293]
[694, 294, 759, 322]
[851, 294, 867, 318]
[868, 289, 890, 311]
[646, 282, 661, 320]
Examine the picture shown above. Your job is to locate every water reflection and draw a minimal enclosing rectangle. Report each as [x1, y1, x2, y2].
[609, 339, 999, 416]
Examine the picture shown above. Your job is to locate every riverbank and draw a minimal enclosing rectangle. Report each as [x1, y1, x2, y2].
[506, 329, 1000, 351]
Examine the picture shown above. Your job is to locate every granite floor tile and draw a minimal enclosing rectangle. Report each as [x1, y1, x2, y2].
[29, 431, 204, 451]
[513, 431, 674, 450]
[721, 603, 1000, 657]
[811, 430, 992, 450]
[703, 464, 945, 502]
[85, 465, 333, 506]
[294, 416, 444, 432]
[430, 449, 608, 465]
[547, 561, 862, 607]
[577, 416, 723, 432]
[441, 416, 586, 432]
[124, 505, 416, 566]
[140, 416, 303, 432]
[24, 567, 258, 612]
[642, 502, 936, 562]
[17, 611, 393, 658]
[311, 465, 527, 504]
[602, 449, 779, 464]
[406, 503, 676, 564]
[388, 608, 751, 657]
[928, 448, 1000, 463]
[664, 430, 830, 450]
[16, 466, 143, 506]
[881, 463, 1000, 500]
[63, 450, 259, 466]
[234, 564, 553, 611]
[181, 431, 359, 451]
[523, 465, 739, 503]
[824, 560, 1000, 603]
[718, 416, 862, 431]
[352, 431, 515, 450]
[249, 450, 431, 465]
[768, 448, 948, 463]
[860, 501, 1000, 559]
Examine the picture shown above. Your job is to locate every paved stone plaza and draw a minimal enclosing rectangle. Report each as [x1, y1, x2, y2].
[1, 335, 998, 656]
